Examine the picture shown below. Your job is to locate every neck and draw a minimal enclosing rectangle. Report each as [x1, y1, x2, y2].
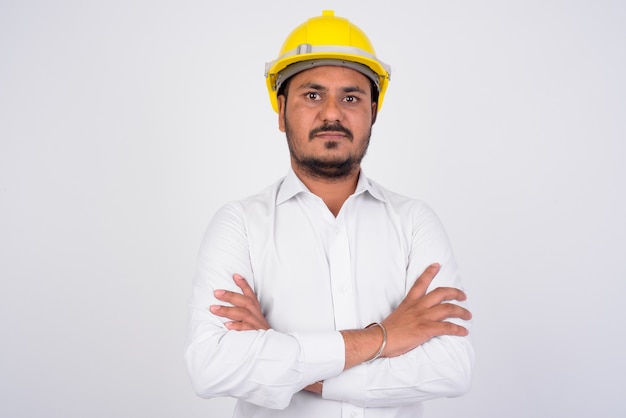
[292, 163, 360, 217]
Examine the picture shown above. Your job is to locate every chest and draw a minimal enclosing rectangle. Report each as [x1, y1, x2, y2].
[246, 199, 411, 332]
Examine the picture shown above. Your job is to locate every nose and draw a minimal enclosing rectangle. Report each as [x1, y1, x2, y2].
[319, 96, 343, 122]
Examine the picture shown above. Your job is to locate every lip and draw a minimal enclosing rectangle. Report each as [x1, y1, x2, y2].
[313, 132, 348, 140]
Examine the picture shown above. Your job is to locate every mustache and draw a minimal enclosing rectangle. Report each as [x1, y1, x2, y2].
[309, 123, 353, 140]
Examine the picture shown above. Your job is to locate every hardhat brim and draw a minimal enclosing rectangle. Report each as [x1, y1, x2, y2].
[265, 47, 391, 113]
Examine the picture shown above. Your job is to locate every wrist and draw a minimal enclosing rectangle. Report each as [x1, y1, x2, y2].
[303, 380, 323, 395]
[341, 323, 388, 370]
[363, 322, 387, 363]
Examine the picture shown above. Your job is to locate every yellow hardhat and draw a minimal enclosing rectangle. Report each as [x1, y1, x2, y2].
[265, 10, 391, 113]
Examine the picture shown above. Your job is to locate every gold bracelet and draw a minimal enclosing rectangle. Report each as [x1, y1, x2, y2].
[364, 322, 387, 363]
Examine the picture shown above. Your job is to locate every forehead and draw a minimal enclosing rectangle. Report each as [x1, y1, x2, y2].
[288, 65, 371, 90]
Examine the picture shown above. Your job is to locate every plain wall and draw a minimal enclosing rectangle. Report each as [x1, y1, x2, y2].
[1, 1, 625, 417]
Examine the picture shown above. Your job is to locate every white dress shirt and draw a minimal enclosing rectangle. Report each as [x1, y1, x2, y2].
[185, 169, 474, 418]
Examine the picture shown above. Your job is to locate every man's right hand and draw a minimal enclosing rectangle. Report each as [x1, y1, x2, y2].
[341, 263, 471, 369]
[210, 274, 271, 331]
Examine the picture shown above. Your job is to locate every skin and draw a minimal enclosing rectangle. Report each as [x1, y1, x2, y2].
[210, 65, 472, 394]
[278, 65, 377, 216]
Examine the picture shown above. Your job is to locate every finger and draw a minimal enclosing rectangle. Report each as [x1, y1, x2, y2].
[210, 304, 238, 319]
[214, 289, 255, 310]
[407, 263, 440, 298]
[428, 321, 470, 338]
[427, 303, 473, 322]
[420, 287, 467, 307]
[224, 320, 260, 331]
[213, 289, 231, 302]
[233, 274, 257, 299]
[210, 303, 268, 326]
[210, 304, 252, 321]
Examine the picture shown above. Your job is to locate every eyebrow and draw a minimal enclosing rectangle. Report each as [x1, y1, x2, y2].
[296, 82, 367, 95]
[296, 82, 327, 92]
[343, 86, 367, 95]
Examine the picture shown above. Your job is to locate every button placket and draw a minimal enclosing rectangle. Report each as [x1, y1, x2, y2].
[328, 219, 356, 331]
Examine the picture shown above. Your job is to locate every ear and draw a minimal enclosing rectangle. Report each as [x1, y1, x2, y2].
[277, 95, 286, 133]
[371, 101, 378, 125]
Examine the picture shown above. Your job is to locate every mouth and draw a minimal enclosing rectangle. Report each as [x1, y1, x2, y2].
[313, 131, 349, 140]
[309, 124, 353, 141]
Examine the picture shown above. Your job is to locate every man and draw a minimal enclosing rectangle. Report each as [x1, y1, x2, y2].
[185, 10, 474, 418]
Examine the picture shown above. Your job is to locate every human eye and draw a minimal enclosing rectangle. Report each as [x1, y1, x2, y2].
[342, 87, 367, 104]
[305, 91, 321, 100]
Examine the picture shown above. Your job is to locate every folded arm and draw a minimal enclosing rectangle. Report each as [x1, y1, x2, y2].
[184, 203, 345, 409]
[212, 263, 473, 404]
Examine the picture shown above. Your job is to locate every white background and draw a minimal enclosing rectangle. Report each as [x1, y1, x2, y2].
[1, 1, 625, 417]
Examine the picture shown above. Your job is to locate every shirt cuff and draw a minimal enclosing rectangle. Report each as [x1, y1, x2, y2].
[322, 365, 366, 405]
[291, 331, 345, 385]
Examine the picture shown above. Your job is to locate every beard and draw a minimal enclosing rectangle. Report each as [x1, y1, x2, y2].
[284, 114, 372, 181]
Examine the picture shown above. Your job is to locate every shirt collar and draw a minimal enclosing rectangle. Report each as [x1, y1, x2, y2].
[276, 168, 387, 205]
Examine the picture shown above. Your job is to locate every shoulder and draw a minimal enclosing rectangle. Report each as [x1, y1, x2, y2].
[366, 179, 457, 276]
[366, 178, 438, 222]
[211, 177, 285, 224]
[200, 178, 285, 251]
